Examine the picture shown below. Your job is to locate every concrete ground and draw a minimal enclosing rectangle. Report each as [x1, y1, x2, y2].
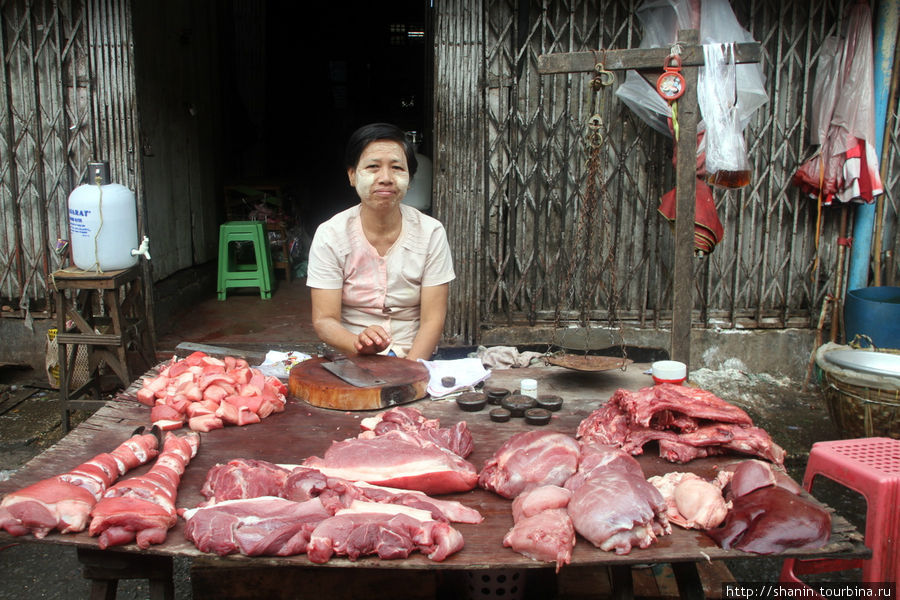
[0, 276, 869, 599]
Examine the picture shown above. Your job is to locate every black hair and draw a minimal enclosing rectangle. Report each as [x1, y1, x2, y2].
[344, 123, 418, 178]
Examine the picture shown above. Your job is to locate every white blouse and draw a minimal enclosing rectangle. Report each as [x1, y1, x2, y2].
[307, 204, 455, 357]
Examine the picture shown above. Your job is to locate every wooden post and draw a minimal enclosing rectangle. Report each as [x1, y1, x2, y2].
[670, 29, 700, 366]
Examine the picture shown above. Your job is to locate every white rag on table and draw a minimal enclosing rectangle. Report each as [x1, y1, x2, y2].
[256, 350, 312, 379]
[473, 345, 546, 369]
[418, 357, 491, 398]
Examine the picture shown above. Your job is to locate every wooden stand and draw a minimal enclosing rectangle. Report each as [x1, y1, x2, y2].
[52, 265, 155, 431]
[538, 32, 761, 367]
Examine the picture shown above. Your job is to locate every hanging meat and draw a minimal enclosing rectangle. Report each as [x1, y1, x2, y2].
[0, 429, 160, 538]
[577, 384, 785, 464]
[89, 431, 200, 549]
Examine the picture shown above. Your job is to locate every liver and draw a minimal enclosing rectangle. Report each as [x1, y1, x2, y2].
[0, 362, 869, 598]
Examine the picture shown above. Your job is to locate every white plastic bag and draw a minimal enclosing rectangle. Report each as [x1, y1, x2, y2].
[697, 43, 751, 187]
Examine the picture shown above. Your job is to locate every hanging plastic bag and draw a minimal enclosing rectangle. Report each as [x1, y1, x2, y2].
[616, 0, 768, 142]
[697, 43, 751, 188]
[699, 0, 768, 128]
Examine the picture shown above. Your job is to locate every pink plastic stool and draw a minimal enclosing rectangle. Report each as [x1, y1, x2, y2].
[780, 437, 900, 585]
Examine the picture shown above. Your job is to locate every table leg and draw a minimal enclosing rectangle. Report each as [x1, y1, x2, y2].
[671, 561, 705, 600]
[77, 547, 174, 600]
[56, 290, 72, 432]
[608, 565, 634, 600]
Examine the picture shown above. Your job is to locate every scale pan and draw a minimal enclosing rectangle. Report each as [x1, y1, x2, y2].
[545, 354, 632, 372]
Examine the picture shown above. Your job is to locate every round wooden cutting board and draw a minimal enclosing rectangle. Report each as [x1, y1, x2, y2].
[288, 355, 430, 411]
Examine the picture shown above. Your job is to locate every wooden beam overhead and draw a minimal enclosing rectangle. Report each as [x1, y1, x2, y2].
[537, 42, 762, 74]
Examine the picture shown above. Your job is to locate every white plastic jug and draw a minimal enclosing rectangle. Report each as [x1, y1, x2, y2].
[67, 163, 139, 271]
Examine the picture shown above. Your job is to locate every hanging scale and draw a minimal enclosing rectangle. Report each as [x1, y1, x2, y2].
[656, 53, 685, 102]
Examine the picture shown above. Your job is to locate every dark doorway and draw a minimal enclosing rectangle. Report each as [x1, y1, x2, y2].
[221, 1, 432, 234]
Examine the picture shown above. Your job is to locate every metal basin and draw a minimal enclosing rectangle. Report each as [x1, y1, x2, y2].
[824, 349, 900, 378]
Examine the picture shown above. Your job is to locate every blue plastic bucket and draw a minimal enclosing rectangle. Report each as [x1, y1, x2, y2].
[844, 286, 900, 349]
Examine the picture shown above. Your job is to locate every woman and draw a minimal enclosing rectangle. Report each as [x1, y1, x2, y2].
[306, 123, 454, 361]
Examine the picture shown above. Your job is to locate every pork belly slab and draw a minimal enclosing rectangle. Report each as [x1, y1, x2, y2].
[302, 430, 478, 495]
[89, 432, 199, 549]
[0, 430, 159, 538]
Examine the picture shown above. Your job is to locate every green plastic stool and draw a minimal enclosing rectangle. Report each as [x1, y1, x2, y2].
[217, 221, 274, 300]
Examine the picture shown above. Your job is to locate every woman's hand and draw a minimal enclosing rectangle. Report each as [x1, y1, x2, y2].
[354, 325, 392, 354]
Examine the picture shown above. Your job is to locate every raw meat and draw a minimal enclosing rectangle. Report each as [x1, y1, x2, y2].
[302, 430, 478, 495]
[620, 384, 753, 427]
[306, 511, 464, 563]
[89, 432, 199, 549]
[182, 496, 331, 556]
[478, 431, 581, 499]
[565, 443, 670, 555]
[0, 430, 159, 538]
[577, 385, 785, 464]
[503, 508, 575, 572]
[707, 486, 831, 554]
[199, 458, 292, 505]
[504, 485, 575, 571]
[195, 458, 482, 523]
[724, 459, 777, 498]
[648, 472, 729, 529]
[511, 485, 571, 522]
[136, 351, 287, 432]
[359, 406, 474, 458]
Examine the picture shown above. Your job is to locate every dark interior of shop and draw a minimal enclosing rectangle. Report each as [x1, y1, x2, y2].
[220, 2, 431, 235]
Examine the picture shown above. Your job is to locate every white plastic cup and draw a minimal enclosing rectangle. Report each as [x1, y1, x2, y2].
[520, 378, 538, 398]
[651, 360, 687, 385]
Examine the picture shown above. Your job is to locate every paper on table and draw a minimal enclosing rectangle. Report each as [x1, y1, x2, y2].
[419, 357, 491, 398]
[256, 350, 312, 379]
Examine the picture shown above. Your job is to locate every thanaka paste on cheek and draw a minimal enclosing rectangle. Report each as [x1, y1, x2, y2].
[353, 168, 409, 201]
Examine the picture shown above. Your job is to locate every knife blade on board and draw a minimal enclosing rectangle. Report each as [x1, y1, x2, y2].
[321, 353, 387, 387]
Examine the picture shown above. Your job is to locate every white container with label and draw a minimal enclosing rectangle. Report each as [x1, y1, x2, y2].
[67, 164, 139, 271]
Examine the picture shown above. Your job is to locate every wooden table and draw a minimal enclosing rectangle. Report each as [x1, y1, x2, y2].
[0, 362, 868, 599]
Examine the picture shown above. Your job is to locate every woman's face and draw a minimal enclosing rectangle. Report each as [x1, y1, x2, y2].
[348, 140, 410, 211]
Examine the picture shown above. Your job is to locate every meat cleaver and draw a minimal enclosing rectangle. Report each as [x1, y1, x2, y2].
[321, 353, 387, 387]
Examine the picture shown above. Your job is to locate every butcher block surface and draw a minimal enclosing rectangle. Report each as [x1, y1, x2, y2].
[0, 362, 867, 571]
[289, 355, 429, 411]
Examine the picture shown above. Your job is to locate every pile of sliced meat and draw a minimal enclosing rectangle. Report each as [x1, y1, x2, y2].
[90, 431, 200, 549]
[576, 384, 785, 464]
[181, 456, 479, 562]
[480, 431, 670, 568]
[137, 351, 287, 432]
[0, 429, 160, 538]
